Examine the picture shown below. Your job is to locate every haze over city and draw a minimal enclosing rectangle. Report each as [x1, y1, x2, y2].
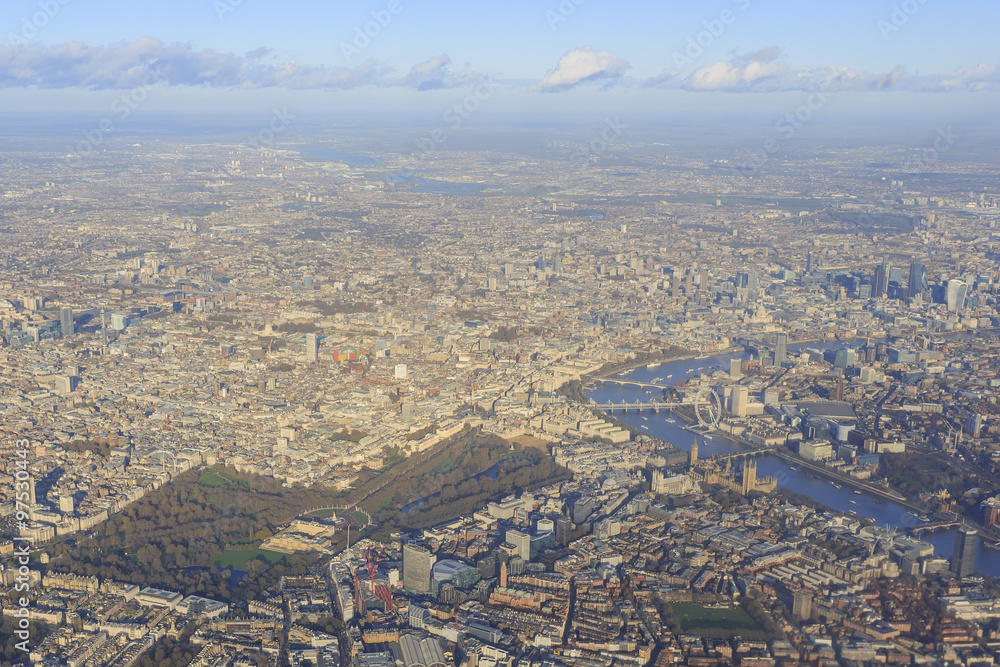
[2, 2, 1000, 667]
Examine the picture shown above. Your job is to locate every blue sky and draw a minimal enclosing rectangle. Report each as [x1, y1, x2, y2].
[1, 0, 998, 120]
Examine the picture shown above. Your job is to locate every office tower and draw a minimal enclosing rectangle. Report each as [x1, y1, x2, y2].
[874, 261, 891, 297]
[506, 529, 531, 561]
[951, 527, 978, 578]
[395, 364, 408, 380]
[731, 386, 749, 417]
[101, 309, 108, 346]
[823, 348, 855, 369]
[59, 306, 73, 337]
[966, 414, 983, 438]
[402, 543, 435, 594]
[305, 334, 319, 363]
[54, 375, 76, 395]
[806, 251, 814, 274]
[555, 517, 573, 547]
[834, 379, 846, 402]
[792, 589, 813, 621]
[477, 554, 498, 579]
[729, 358, 742, 380]
[774, 333, 788, 367]
[59, 494, 74, 513]
[946, 279, 969, 312]
[907, 260, 927, 299]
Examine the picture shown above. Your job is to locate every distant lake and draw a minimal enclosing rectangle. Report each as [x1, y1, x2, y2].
[386, 172, 487, 196]
[300, 149, 377, 165]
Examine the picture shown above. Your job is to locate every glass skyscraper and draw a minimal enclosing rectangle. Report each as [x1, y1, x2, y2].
[951, 526, 978, 578]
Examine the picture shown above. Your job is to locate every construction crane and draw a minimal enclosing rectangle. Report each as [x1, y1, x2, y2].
[365, 547, 393, 611]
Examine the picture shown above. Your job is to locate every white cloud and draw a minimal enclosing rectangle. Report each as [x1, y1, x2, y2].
[645, 49, 1000, 93]
[0, 38, 390, 89]
[533, 46, 630, 92]
[913, 63, 1000, 92]
[400, 54, 483, 90]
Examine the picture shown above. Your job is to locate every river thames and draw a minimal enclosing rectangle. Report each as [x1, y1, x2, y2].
[586, 343, 1000, 577]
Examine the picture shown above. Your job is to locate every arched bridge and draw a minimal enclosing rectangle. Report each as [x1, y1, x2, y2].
[591, 400, 674, 412]
[908, 520, 962, 535]
[593, 378, 671, 391]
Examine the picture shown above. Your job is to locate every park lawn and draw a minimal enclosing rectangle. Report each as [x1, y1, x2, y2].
[672, 603, 762, 633]
[351, 511, 369, 525]
[211, 549, 286, 570]
[198, 470, 245, 488]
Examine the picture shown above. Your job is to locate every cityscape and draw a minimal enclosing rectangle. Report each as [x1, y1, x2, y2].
[3, 1, 1000, 666]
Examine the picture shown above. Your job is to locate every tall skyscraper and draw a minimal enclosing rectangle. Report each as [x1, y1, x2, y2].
[966, 413, 984, 438]
[305, 333, 319, 363]
[806, 251, 814, 274]
[946, 279, 969, 312]
[402, 543, 435, 594]
[59, 306, 74, 337]
[874, 261, 891, 298]
[729, 358, 742, 380]
[907, 259, 927, 299]
[731, 386, 749, 417]
[774, 333, 788, 367]
[951, 527, 978, 578]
